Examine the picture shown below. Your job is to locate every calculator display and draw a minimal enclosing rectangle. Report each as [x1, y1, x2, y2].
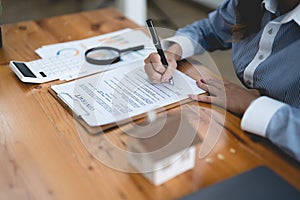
[13, 62, 36, 78]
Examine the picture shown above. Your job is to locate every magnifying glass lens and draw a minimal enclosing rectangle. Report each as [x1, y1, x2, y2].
[88, 49, 119, 61]
[85, 45, 144, 65]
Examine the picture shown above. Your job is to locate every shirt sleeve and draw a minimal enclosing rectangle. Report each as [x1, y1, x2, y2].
[241, 96, 300, 161]
[162, 0, 237, 58]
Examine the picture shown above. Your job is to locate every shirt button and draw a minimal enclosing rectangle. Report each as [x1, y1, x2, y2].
[246, 80, 252, 87]
[259, 54, 264, 60]
[268, 28, 273, 35]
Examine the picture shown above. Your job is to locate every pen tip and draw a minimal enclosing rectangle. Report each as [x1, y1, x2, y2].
[169, 77, 174, 85]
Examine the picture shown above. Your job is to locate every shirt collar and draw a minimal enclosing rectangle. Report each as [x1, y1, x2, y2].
[262, 0, 277, 14]
[262, 0, 300, 26]
[281, 3, 300, 26]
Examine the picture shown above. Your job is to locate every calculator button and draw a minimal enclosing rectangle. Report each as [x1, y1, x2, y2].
[39, 71, 47, 77]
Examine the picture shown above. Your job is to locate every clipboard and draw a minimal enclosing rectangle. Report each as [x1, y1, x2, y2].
[48, 63, 206, 135]
[49, 87, 196, 134]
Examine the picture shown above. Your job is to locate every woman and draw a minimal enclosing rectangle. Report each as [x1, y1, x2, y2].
[144, 0, 300, 161]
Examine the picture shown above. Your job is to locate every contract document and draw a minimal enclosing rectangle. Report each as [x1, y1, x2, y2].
[50, 63, 205, 131]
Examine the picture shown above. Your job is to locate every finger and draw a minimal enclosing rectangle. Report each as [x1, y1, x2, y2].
[188, 94, 212, 104]
[144, 62, 163, 83]
[189, 94, 225, 109]
[196, 79, 209, 91]
[198, 79, 227, 97]
[196, 79, 220, 95]
[150, 61, 165, 74]
[144, 52, 157, 64]
[145, 53, 166, 74]
[203, 78, 225, 90]
[161, 64, 176, 83]
[161, 57, 177, 83]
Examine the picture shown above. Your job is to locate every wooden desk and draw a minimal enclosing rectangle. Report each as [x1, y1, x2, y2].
[0, 8, 299, 200]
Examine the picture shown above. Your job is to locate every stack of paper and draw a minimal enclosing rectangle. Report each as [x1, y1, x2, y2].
[35, 29, 154, 81]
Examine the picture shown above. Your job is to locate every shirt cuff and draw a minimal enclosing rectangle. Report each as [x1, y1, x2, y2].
[241, 96, 285, 137]
[162, 35, 195, 59]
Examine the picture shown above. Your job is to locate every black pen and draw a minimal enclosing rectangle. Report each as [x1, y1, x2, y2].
[146, 19, 174, 85]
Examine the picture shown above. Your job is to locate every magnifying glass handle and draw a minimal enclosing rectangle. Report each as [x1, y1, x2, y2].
[119, 45, 144, 53]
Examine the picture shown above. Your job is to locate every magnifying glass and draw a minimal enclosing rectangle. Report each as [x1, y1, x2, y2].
[84, 45, 144, 65]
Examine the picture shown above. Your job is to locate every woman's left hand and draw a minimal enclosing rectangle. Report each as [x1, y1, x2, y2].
[189, 78, 260, 115]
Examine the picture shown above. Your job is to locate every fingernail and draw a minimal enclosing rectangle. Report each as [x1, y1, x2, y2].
[162, 75, 169, 82]
[200, 79, 206, 84]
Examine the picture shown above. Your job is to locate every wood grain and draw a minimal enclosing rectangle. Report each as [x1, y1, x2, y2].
[0, 8, 299, 200]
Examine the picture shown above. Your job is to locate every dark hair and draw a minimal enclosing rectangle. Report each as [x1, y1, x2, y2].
[233, 0, 264, 40]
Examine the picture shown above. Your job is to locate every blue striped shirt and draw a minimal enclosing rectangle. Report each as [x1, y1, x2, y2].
[163, 0, 300, 161]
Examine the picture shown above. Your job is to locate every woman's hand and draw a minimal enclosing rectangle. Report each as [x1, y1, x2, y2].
[144, 44, 182, 83]
[189, 78, 260, 115]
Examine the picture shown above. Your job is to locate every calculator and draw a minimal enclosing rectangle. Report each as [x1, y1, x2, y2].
[9, 56, 84, 83]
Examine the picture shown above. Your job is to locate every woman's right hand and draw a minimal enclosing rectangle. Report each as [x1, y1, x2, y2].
[144, 44, 182, 83]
